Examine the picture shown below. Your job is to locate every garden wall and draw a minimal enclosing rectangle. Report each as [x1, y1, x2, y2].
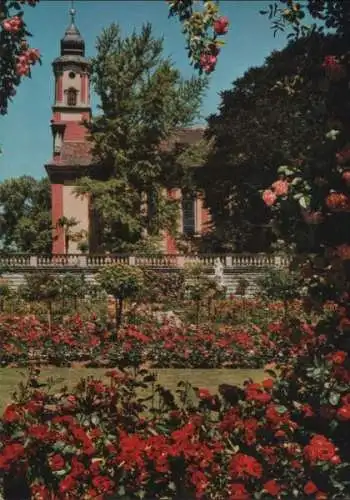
[0, 253, 291, 297]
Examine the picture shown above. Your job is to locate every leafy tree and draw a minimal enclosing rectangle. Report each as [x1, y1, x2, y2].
[0, 176, 52, 253]
[77, 23, 207, 252]
[199, 32, 346, 252]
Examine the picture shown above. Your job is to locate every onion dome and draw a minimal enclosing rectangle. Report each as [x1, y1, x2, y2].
[60, 6, 85, 57]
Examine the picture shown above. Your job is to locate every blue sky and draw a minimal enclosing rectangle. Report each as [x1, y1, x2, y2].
[0, 0, 291, 181]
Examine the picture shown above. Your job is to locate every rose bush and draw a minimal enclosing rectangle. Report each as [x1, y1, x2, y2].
[0, 367, 348, 499]
[0, 302, 336, 369]
[0, 0, 40, 115]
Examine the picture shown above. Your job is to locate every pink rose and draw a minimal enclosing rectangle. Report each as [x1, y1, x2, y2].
[213, 16, 229, 35]
[199, 53, 217, 74]
[272, 180, 289, 196]
[262, 189, 277, 206]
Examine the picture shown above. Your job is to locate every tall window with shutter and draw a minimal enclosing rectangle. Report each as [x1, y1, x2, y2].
[182, 195, 196, 236]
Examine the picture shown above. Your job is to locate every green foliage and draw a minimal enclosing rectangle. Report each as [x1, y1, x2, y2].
[0, 176, 51, 253]
[77, 23, 207, 252]
[184, 262, 225, 323]
[142, 269, 186, 305]
[60, 273, 86, 299]
[97, 264, 144, 301]
[200, 33, 344, 252]
[20, 272, 61, 304]
[258, 268, 300, 302]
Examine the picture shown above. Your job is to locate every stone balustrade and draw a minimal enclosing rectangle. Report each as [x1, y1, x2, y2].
[0, 253, 295, 296]
[0, 253, 292, 270]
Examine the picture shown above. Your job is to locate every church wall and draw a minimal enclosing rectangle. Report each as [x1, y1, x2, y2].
[63, 121, 86, 141]
[52, 184, 64, 254]
[62, 185, 89, 253]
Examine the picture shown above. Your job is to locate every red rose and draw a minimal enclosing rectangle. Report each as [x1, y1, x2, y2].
[2, 404, 21, 423]
[92, 475, 114, 492]
[31, 484, 50, 500]
[190, 470, 209, 495]
[71, 457, 85, 477]
[304, 434, 337, 463]
[59, 474, 76, 494]
[263, 480, 281, 496]
[3, 443, 25, 461]
[337, 405, 350, 421]
[198, 388, 212, 399]
[49, 454, 65, 472]
[229, 453, 263, 479]
[28, 424, 51, 441]
[304, 481, 318, 495]
[213, 16, 229, 35]
[262, 378, 274, 390]
[330, 350, 347, 364]
[230, 483, 250, 499]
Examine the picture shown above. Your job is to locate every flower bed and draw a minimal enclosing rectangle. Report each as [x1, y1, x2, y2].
[0, 367, 348, 499]
[0, 307, 333, 369]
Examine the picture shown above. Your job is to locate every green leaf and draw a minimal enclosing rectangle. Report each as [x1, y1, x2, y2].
[298, 195, 310, 209]
[329, 392, 340, 406]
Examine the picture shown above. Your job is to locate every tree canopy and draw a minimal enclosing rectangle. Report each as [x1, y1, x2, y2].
[199, 32, 345, 252]
[0, 176, 51, 253]
[77, 22, 207, 252]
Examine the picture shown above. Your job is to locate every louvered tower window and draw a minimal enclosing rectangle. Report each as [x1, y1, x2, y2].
[67, 88, 77, 106]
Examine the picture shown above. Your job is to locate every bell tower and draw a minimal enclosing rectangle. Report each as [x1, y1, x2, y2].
[51, 2, 92, 154]
[45, 2, 93, 255]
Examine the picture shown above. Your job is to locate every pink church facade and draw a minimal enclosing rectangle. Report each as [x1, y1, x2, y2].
[45, 10, 210, 254]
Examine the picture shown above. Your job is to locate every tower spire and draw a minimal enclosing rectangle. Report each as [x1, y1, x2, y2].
[69, 0, 76, 25]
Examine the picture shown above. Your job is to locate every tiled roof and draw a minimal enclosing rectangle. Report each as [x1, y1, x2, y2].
[161, 127, 205, 151]
[48, 127, 205, 167]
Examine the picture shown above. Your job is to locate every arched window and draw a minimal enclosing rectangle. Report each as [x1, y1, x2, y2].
[182, 194, 196, 236]
[67, 87, 77, 106]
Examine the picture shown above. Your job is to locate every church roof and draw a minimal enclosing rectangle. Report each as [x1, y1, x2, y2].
[60, 6, 85, 57]
[47, 127, 205, 169]
[160, 127, 205, 151]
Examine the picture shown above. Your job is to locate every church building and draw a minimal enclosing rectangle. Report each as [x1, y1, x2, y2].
[45, 7, 210, 254]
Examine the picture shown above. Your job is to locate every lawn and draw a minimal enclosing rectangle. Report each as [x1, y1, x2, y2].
[0, 367, 266, 411]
